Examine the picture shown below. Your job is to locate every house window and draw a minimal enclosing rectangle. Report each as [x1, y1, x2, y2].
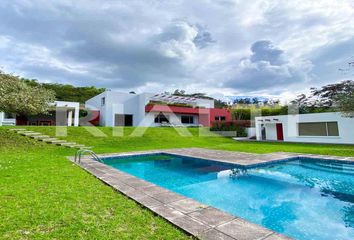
[215, 116, 226, 121]
[298, 122, 339, 137]
[154, 113, 169, 123]
[181, 116, 194, 124]
[101, 97, 105, 106]
[327, 122, 339, 136]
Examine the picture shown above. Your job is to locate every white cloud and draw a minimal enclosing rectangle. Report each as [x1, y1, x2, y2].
[0, 0, 353, 99]
[223, 40, 313, 92]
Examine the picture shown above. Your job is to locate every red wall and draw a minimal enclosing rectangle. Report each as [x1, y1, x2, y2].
[88, 110, 100, 126]
[145, 104, 200, 115]
[145, 104, 232, 127]
[199, 108, 232, 127]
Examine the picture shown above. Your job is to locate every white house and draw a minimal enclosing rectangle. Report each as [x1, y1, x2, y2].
[85, 91, 231, 127]
[2, 101, 80, 127]
[255, 112, 354, 144]
[53, 101, 80, 127]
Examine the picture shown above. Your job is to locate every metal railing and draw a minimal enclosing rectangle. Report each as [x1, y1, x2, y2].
[75, 149, 102, 164]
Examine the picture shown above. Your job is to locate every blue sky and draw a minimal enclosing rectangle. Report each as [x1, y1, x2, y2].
[0, 0, 353, 100]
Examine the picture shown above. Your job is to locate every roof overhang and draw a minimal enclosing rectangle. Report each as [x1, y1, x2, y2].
[145, 105, 212, 115]
[149, 94, 199, 105]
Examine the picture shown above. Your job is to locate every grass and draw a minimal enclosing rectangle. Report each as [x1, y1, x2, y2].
[1, 126, 354, 239]
[0, 129, 190, 239]
[24, 126, 354, 156]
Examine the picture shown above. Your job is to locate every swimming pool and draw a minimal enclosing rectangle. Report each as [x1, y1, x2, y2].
[102, 153, 354, 240]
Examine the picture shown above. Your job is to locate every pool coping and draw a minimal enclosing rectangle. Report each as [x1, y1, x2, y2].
[68, 148, 354, 240]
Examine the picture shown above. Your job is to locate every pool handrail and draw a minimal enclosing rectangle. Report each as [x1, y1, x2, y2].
[75, 149, 102, 164]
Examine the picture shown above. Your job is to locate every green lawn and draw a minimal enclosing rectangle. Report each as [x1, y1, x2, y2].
[1, 126, 354, 239]
[24, 126, 354, 156]
[0, 129, 190, 239]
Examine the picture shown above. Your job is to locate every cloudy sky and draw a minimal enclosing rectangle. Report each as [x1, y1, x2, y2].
[1, 0, 354, 100]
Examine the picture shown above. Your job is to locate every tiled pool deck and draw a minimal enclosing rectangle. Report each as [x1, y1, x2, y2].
[69, 148, 354, 240]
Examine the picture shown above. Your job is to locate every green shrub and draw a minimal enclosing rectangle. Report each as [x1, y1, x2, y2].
[210, 122, 247, 137]
[232, 106, 288, 120]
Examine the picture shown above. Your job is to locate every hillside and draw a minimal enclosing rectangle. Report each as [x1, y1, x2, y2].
[23, 79, 105, 103]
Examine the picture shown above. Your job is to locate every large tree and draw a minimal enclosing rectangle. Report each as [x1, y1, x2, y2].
[333, 81, 354, 117]
[291, 80, 354, 116]
[0, 72, 55, 115]
[23, 79, 105, 103]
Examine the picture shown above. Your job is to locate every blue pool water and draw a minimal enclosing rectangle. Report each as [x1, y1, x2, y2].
[103, 154, 354, 240]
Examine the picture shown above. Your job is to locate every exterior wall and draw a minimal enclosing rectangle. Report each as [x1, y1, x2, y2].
[14, 101, 80, 126]
[54, 101, 80, 126]
[255, 112, 354, 144]
[144, 112, 199, 127]
[85, 91, 153, 127]
[209, 108, 232, 123]
[264, 123, 277, 141]
[85, 91, 109, 126]
[146, 105, 231, 127]
[0, 112, 4, 126]
[194, 98, 214, 108]
[85, 91, 229, 127]
[246, 127, 256, 138]
[0, 112, 17, 126]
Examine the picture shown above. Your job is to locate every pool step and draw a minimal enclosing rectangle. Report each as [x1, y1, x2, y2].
[299, 162, 354, 175]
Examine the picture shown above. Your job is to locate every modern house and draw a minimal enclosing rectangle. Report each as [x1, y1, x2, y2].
[255, 112, 354, 144]
[85, 91, 231, 127]
[15, 101, 80, 126]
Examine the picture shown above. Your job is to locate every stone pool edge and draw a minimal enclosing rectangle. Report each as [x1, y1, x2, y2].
[68, 149, 354, 240]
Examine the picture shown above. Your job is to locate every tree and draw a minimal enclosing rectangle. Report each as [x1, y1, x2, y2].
[23, 79, 105, 103]
[310, 80, 354, 107]
[333, 81, 354, 117]
[170, 89, 231, 108]
[173, 89, 186, 96]
[172, 89, 212, 99]
[251, 97, 259, 104]
[334, 93, 354, 117]
[0, 72, 55, 115]
[233, 98, 251, 105]
[291, 80, 354, 115]
[214, 99, 228, 108]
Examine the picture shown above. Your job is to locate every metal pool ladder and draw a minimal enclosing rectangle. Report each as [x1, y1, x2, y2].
[75, 149, 102, 164]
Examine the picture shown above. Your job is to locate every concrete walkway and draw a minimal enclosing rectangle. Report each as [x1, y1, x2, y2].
[10, 129, 91, 149]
